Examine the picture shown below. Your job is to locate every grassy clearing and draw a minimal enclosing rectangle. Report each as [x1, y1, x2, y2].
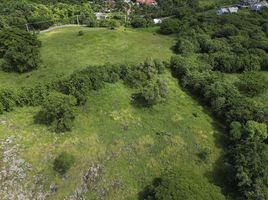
[0, 27, 175, 89]
[0, 71, 226, 199]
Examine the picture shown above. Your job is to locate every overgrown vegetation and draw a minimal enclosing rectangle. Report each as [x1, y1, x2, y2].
[170, 53, 268, 199]
[38, 92, 77, 132]
[0, 28, 41, 73]
[1, 0, 268, 199]
[53, 152, 75, 175]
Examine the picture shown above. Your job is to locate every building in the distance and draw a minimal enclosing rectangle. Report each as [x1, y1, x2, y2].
[136, 0, 157, 5]
[216, 8, 229, 15]
[153, 18, 162, 24]
[251, 1, 268, 10]
[94, 12, 108, 20]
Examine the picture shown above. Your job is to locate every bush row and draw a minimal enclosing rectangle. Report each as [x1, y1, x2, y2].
[170, 55, 268, 200]
[0, 59, 167, 114]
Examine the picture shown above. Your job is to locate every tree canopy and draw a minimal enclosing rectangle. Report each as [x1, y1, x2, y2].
[0, 28, 41, 73]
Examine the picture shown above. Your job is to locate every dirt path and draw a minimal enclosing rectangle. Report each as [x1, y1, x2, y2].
[40, 24, 86, 34]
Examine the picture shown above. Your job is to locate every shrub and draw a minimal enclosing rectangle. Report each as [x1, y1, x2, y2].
[108, 19, 120, 29]
[124, 59, 159, 88]
[53, 152, 75, 175]
[38, 92, 77, 132]
[140, 79, 168, 106]
[18, 85, 50, 106]
[131, 17, 148, 28]
[159, 19, 180, 35]
[211, 52, 237, 72]
[214, 24, 239, 38]
[86, 17, 98, 27]
[197, 147, 211, 163]
[78, 30, 84, 36]
[0, 89, 17, 112]
[0, 101, 4, 114]
[153, 59, 165, 74]
[98, 20, 109, 27]
[238, 71, 268, 97]
[175, 38, 199, 54]
[28, 16, 53, 30]
[229, 134, 268, 199]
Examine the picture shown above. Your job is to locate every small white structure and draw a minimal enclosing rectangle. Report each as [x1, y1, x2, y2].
[251, 1, 268, 10]
[216, 8, 229, 15]
[216, 7, 239, 15]
[94, 12, 108, 20]
[153, 18, 162, 24]
[252, 2, 263, 10]
[228, 7, 239, 13]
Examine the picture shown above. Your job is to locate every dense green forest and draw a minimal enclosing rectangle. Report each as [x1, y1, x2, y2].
[0, 0, 268, 199]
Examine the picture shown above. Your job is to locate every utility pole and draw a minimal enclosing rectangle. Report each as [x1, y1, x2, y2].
[76, 15, 80, 26]
[25, 23, 29, 32]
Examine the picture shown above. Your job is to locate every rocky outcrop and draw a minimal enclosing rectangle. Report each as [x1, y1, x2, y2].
[0, 136, 49, 200]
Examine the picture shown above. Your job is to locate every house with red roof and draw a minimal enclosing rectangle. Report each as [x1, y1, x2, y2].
[137, 0, 157, 5]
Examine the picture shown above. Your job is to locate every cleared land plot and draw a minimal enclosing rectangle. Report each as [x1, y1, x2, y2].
[0, 27, 175, 89]
[0, 71, 226, 199]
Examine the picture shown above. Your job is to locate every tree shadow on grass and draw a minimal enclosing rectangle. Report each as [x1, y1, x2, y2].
[204, 149, 239, 199]
[169, 69, 237, 198]
[33, 110, 50, 125]
[131, 93, 150, 108]
[138, 178, 162, 200]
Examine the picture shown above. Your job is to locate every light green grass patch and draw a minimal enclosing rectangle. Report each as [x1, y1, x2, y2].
[0, 70, 226, 199]
[0, 27, 175, 89]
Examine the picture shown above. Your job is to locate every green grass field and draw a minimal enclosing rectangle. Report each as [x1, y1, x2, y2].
[0, 70, 227, 199]
[0, 27, 228, 199]
[0, 27, 175, 89]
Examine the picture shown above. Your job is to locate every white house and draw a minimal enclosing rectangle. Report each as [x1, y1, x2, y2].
[94, 12, 108, 20]
[216, 7, 239, 15]
[216, 8, 229, 15]
[228, 7, 239, 13]
[153, 18, 162, 24]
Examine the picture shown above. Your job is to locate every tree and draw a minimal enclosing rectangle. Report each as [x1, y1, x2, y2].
[244, 120, 267, 142]
[124, 59, 159, 88]
[229, 121, 243, 141]
[0, 89, 17, 112]
[140, 79, 167, 106]
[28, 16, 53, 30]
[230, 139, 268, 200]
[53, 152, 75, 175]
[214, 24, 239, 38]
[175, 38, 199, 54]
[230, 121, 267, 142]
[39, 92, 77, 132]
[159, 19, 180, 35]
[211, 52, 237, 72]
[131, 17, 148, 28]
[0, 28, 41, 73]
[228, 120, 268, 200]
[238, 71, 268, 97]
